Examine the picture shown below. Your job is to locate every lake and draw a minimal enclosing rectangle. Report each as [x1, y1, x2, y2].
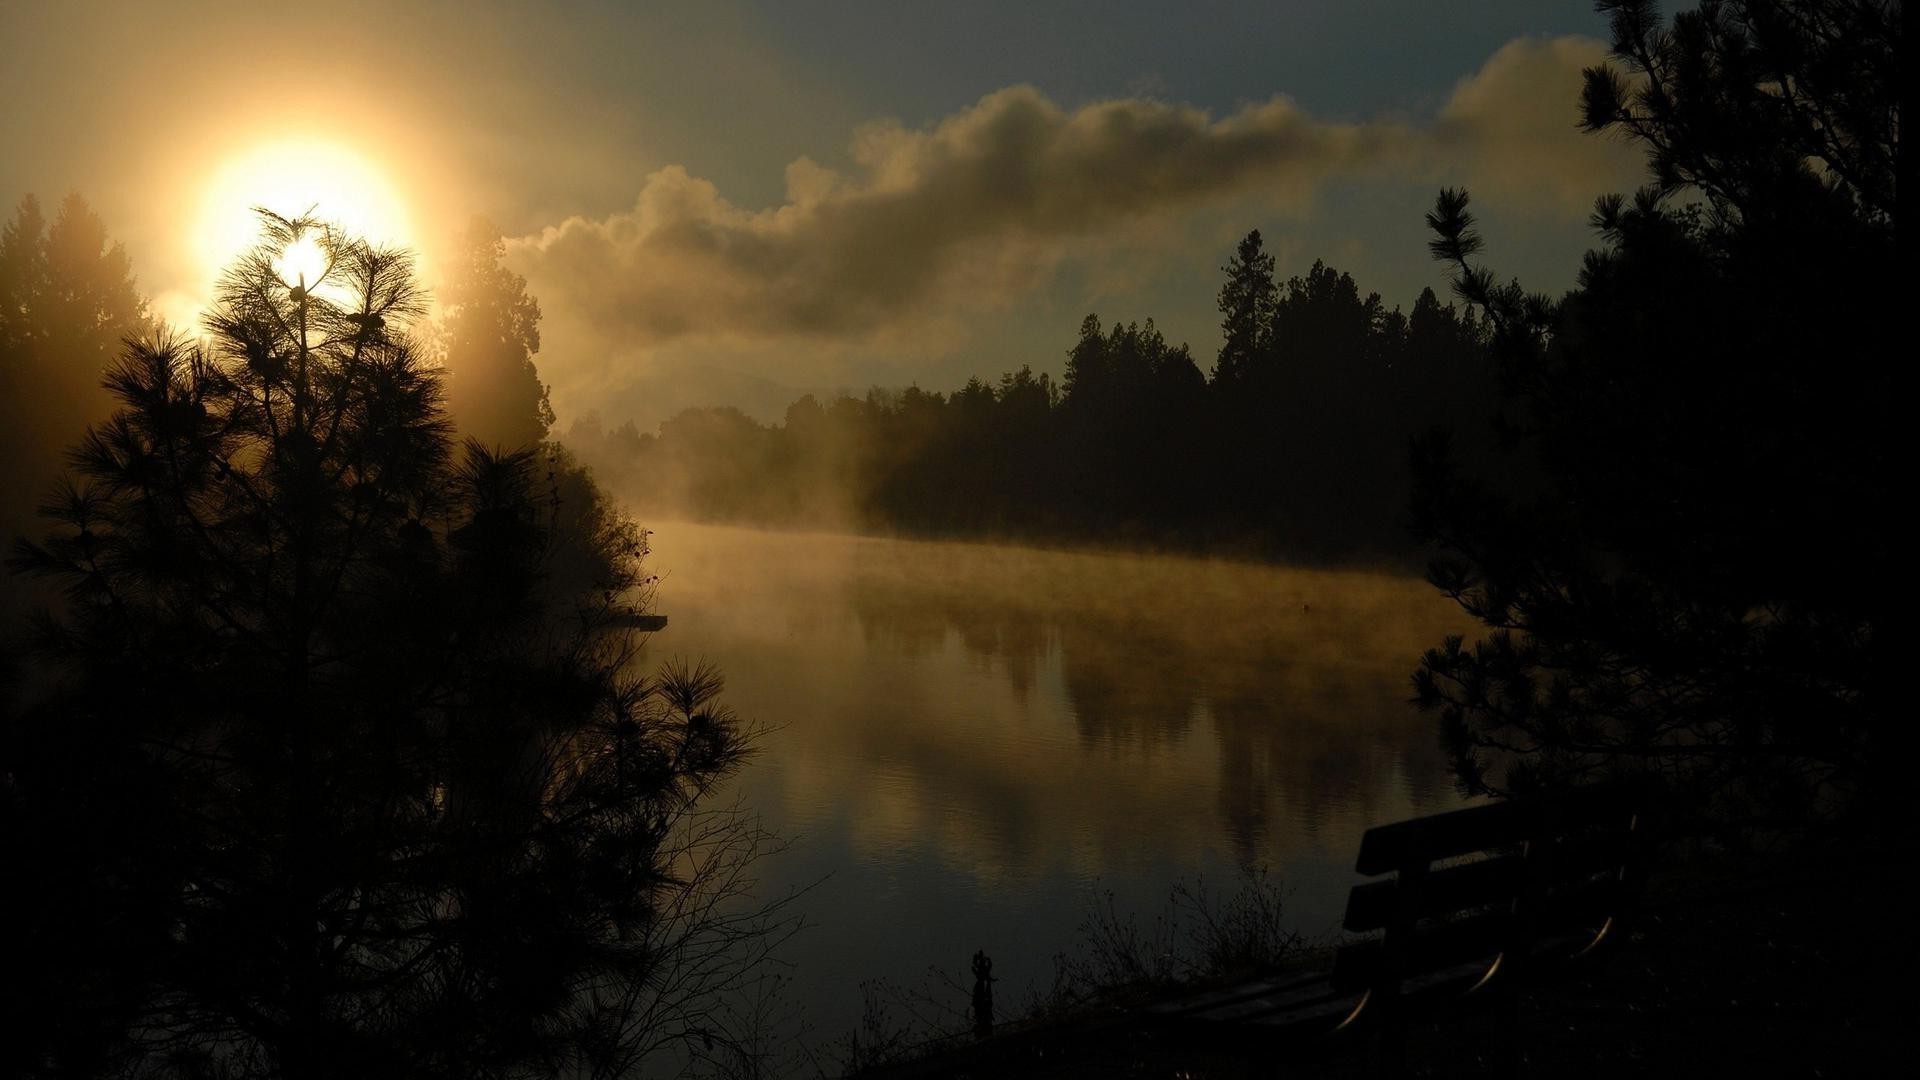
[640, 519, 1474, 1047]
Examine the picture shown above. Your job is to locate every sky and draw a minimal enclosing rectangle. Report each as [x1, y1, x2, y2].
[1, 1, 1647, 430]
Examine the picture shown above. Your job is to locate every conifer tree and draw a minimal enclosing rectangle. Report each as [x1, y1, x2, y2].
[2, 211, 781, 1077]
[1213, 229, 1276, 387]
[0, 193, 148, 541]
[439, 217, 553, 451]
[1412, 0, 1897, 836]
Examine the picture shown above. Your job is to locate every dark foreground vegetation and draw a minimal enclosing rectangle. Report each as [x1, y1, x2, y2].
[0, 210, 792, 1077]
[1410, 0, 1896, 839]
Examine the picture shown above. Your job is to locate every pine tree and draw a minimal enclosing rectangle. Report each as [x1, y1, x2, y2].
[2, 211, 782, 1077]
[1212, 229, 1276, 388]
[439, 217, 553, 451]
[1060, 312, 1107, 407]
[0, 193, 148, 541]
[1412, 0, 1897, 838]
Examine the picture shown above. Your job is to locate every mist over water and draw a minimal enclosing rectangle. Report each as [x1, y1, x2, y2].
[640, 519, 1475, 1037]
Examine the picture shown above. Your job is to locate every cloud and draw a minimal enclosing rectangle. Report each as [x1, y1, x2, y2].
[510, 35, 1646, 409]
[511, 86, 1403, 351]
[1434, 36, 1646, 211]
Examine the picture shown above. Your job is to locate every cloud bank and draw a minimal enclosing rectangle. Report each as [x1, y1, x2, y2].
[515, 89, 1403, 344]
[511, 36, 1643, 408]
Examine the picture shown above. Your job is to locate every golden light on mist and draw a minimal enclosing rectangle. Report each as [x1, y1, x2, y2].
[193, 138, 415, 287]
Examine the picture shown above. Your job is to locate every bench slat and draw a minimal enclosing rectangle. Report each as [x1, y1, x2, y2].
[1344, 853, 1526, 932]
[1344, 828, 1636, 931]
[1190, 981, 1352, 1024]
[1354, 783, 1638, 875]
[1243, 993, 1361, 1034]
[1332, 883, 1620, 992]
[1334, 909, 1506, 992]
[1145, 970, 1330, 1016]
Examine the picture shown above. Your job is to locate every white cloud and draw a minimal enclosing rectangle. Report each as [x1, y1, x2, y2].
[511, 36, 1646, 414]
[1434, 35, 1645, 211]
[512, 86, 1403, 349]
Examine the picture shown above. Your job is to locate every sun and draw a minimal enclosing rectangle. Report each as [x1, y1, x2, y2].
[273, 233, 330, 288]
[194, 138, 415, 287]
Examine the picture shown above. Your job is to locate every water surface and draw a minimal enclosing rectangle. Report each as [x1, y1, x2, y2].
[642, 520, 1472, 1040]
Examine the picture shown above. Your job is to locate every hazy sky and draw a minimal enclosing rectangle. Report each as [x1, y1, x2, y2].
[1, 1, 1645, 428]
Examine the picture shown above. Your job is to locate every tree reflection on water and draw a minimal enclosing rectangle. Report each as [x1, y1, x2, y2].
[655, 522, 1471, 877]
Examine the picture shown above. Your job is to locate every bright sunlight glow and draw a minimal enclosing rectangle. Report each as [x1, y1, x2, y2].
[195, 138, 414, 287]
[274, 234, 330, 288]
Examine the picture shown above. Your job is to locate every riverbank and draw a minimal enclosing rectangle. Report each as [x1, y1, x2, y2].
[852, 843, 1907, 1077]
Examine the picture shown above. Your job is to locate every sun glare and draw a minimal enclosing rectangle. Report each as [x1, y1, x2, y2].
[273, 234, 330, 288]
[195, 139, 414, 289]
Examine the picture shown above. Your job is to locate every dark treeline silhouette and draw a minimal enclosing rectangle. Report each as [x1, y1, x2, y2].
[0, 193, 150, 553]
[0, 211, 788, 1078]
[1410, 0, 1897, 841]
[567, 245, 1492, 564]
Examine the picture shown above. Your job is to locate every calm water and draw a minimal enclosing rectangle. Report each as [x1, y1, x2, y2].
[641, 520, 1472, 1042]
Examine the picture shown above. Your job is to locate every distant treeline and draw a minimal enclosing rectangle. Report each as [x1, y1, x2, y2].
[567, 231, 1494, 563]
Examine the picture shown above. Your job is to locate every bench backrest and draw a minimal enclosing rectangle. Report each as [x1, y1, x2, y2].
[1331, 784, 1646, 1005]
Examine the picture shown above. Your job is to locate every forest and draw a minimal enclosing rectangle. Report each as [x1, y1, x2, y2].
[565, 243, 1494, 564]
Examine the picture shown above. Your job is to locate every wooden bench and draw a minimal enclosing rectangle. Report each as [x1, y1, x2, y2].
[1147, 782, 1648, 1073]
[855, 784, 1646, 1077]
